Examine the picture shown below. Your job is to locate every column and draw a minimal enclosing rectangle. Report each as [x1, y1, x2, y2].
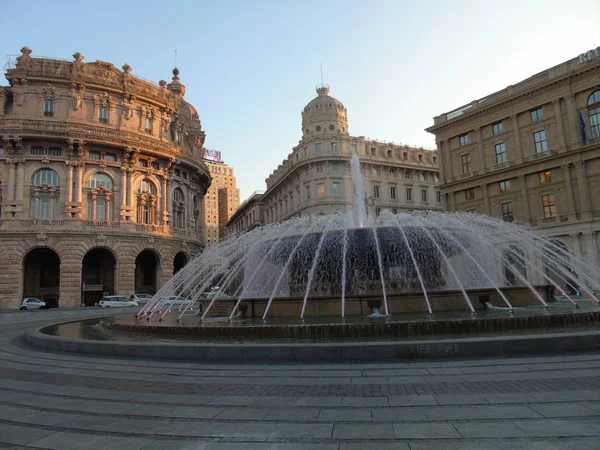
[435, 141, 445, 183]
[575, 161, 592, 219]
[161, 176, 168, 225]
[105, 197, 110, 221]
[565, 94, 578, 147]
[126, 168, 133, 207]
[517, 175, 531, 223]
[553, 98, 568, 151]
[482, 183, 491, 215]
[120, 167, 126, 206]
[15, 161, 24, 203]
[91, 196, 96, 220]
[512, 114, 523, 162]
[477, 127, 485, 170]
[66, 163, 74, 203]
[561, 164, 576, 216]
[75, 164, 83, 203]
[444, 140, 454, 180]
[7, 160, 15, 201]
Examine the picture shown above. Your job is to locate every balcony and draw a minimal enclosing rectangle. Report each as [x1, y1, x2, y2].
[82, 220, 120, 228]
[20, 219, 64, 227]
[136, 224, 166, 233]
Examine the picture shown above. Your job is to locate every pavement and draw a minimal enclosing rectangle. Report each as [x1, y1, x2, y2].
[0, 311, 599, 449]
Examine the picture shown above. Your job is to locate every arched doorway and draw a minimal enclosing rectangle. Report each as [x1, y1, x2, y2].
[82, 248, 117, 306]
[23, 248, 60, 308]
[173, 252, 188, 275]
[135, 250, 161, 295]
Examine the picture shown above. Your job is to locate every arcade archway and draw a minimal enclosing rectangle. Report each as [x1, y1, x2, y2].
[23, 248, 60, 308]
[173, 252, 188, 275]
[135, 250, 161, 295]
[82, 248, 117, 306]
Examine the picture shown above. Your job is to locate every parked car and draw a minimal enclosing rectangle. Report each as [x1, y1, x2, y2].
[131, 293, 153, 305]
[20, 298, 47, 310]
[99, 296, 140, 308]
[164, 296, 196, 309]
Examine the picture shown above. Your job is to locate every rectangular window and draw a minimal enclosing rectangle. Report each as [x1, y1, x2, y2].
[406, 188, 412, 201]
[375, 208, 381, 217]
[459, 133, 469, 146]
[0, 146, 3, 155]
[403, 152, 408, 160]
[465, 188, 475, 200]
[542, 194, 556, 218]
[351, 143, 357, 154]
[371, 166, 379, 177]
[43, 99, 54, 117]
[48, 147, 62, 157]
[315, 143, 322, 153]
[494, 142, 507, 164]
[331, 142, 337, 153]
[501, 202, 513, 222]
[99, 106, 109, 124]
[436, 191, 442, 203]
[387, 150, 392, 158]
[370, 147, 376, 156]
[461, 154, 471, 173]
[590, 107, 600, 139]
[492, 122, 504, 135]
[305, 185, 310, 199]
[499, 180, 511, 192]
[390, 186, 396, 200]
[539, 170, 552, 184]
[89, 151, 101, 160]
[40, 196, 50, 219]
[332, 182, 341, 197]
[389, 168, 395, 177]
[317, 183, 325, 197]
[144, 118, 152, 133]
[105, 153, 117, 162]
[533, 130, 547, 153]
[316, 163, 324, 173]
[373, 185, 380, 199]
[31, 146, 44, 155]
[530, 107, 543, 121]
[151, 161, 159, 170]
[422, 189, 427, 202]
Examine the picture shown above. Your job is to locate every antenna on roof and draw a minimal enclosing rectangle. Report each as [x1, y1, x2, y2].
[320, 62, 324, 86]
[174, 49, 178, 68]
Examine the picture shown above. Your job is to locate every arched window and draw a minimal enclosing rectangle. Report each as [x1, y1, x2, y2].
[587, 90, 600, 140]
[172, 187, 186, 229]
[30, 169, 60, 219]
[87, 173, 114, 221]
[137, 180, 157, 225]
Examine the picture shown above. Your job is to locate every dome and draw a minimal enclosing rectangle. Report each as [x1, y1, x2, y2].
[301, 85, 349, 137]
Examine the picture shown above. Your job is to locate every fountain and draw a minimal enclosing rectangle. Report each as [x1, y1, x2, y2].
[131, 154, 600, 332]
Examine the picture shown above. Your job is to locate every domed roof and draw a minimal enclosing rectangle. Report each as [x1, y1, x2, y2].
[301, 85, 349, 136]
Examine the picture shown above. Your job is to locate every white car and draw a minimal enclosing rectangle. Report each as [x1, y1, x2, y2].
[99, 296, 140, 308]
[20, 298, 47, 310]
[131, 293, 153, 305]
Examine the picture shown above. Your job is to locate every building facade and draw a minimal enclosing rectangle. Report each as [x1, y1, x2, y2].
[0, 47, 211, 309]
[238, 85, 440, 230]
[226, 190, 265, 235]
[426, 47, 600, 269]
[201, 151, 240, 246]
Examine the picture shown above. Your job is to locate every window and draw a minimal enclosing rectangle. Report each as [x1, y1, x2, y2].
[436, 191, 442, 203]
[499, 180, 511, 193]
[389, 168, 395, 177]
[492, 122, 504, 135]
[390, 186, 396, 200]
[351, 143, 357, 154]
[406, 188, 412, 201]
[138, 180, 156, 194]
[317, 183, 325, 197]
[371, 166, 379, 177]
[89, 173, 113, 189]
[332, 182, 341, 197]
[421, 189, 427, 202]
[151, 161, 159, 170]
[373, 185, 380, 198]
[461, 154, 471, 173]
[0, 146, 3, 155]
[542, 194, 556, 218]
[465, 188, 475, 200]
[305, 185, 310, 199]
[89, 151, 101, 160]
[403, 152, 408, 160]
[501, 202, 513, 222]
[174, 169, 181, 177]
[494, 143, 507, 164]
[418, 154, 423, 162]
[539, 170, 552, 184]
[137, 180, 157, 224]
[173, 187, 186, 229]
[375, 208, 381, 217]
[105, 153, 117, 162]
[315, 143, 322, 153]
[530, 107, 543, 121]
[459, 133, 469, 146]
[533, 130, 547, 153]
[144, 117, 152, 133]
[370, 147, 376, 156]
[331, 142, 337, 153]
[43, 99, 54, 117]
[30, 169, 60, 219]
[174, 130, 181, 144]
[589, 90, 600, 139]
[31, 146, 44, 155]
[139, 159, 148, 168]
[316, 163, 324, 173]
[387, 150, 392, 158]
[99, 106, 109, 124]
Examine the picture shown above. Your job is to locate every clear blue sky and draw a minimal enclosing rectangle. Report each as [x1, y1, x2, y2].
[1, 0, 598, 200]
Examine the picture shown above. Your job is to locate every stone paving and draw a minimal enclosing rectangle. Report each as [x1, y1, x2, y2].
[0, 313, 599, 449]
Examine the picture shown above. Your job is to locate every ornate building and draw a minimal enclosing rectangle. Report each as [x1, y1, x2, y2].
[0, 47, 211, 309]
[201, 151, 240, 246]
[228, 85, 440, 233]
[426, 47, 600, 270]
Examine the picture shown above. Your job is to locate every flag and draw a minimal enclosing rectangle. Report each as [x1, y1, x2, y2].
[579, 110, 587, 144]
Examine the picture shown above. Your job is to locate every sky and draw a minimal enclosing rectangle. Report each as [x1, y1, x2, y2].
[1, 0, 598, 200]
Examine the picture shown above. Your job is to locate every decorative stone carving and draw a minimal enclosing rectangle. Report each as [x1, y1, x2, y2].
[36, 233, 48, 243]
[70, 84, 85, 111]
[96, 234, 107, 245]
[122, 95, 135, 120]
[93, 92, 114, 106]
[16, 47, 33, 69]
[39, 84, 57, 100]
[122, 64, 132, 74]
